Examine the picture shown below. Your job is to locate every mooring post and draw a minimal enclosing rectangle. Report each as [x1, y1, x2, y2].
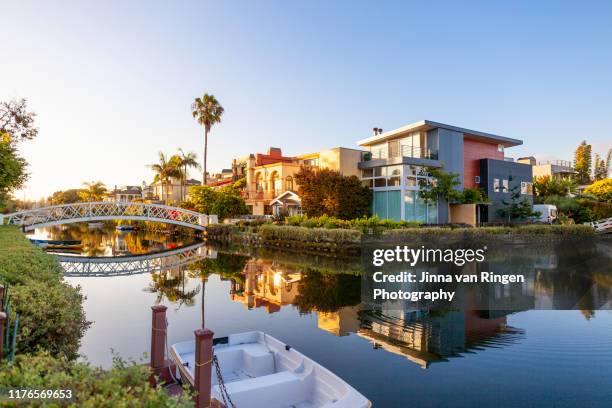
[0, 312, 6, 360]
[150, 305, 168, 384]
[194, 328, 214, 408]
[0, 284, 4, 312]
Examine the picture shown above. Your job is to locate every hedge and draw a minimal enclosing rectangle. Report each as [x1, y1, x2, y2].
[0, 226, 90, 359]
[0, 351, 193, 407]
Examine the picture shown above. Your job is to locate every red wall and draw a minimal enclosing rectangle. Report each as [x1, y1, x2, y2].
[463, 138, 504, 188]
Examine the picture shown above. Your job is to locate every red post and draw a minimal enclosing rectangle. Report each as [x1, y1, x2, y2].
[150, 305, 168, 384]
[0, 312, 6, 360]
[194, 328, 214, 408]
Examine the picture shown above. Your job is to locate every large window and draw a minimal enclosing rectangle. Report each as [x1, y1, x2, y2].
[373, 190, 401, 221]
[404, 191, 437, 223]
[405, 165, 432, 189]
[493, 178, 500, 192]
[521, 181, 533, 195]
[362, 165, 402, 188]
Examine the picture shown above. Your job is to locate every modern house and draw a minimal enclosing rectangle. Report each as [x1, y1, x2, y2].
[357, 120, 533, 223]
[517, 157, 576, 180]
[242, 147, 364, 216]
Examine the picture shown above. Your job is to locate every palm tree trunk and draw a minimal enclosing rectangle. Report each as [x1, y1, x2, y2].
[203, 128, 208, 186]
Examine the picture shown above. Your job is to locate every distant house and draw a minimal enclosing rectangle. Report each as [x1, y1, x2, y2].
[518, 157, 576, 180]
[148, 177, 200, 204]
[104, 185, 142, 202]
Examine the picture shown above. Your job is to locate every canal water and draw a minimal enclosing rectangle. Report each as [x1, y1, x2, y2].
[34, 225, 612, 408]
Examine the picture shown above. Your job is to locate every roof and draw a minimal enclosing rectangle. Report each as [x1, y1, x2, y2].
[357, 120, 523, 148]
[270, 191, 301, 206]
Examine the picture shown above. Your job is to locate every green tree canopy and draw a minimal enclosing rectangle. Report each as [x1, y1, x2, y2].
[192, 93, 224, 185]
[574, 140, 592, 185]
[0, 135, 28, 210]
[584, 178, 612, 202]
[294, 167, 371, 220]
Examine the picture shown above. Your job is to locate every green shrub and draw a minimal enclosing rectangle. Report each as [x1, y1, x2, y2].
[259, 225, 361, 244]
[0, 226, 89, 359]
[0, 351, 193, 407]
[9, 280, 90, 359]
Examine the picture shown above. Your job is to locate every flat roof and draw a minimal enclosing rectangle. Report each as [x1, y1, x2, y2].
[357, 120, 523, 148]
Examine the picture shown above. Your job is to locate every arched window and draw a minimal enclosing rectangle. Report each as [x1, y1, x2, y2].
[285, 176, 294, 191]
[255, 172, 263, 192]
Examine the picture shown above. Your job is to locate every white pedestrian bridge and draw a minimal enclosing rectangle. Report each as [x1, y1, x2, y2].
[1, 202, 217, 231]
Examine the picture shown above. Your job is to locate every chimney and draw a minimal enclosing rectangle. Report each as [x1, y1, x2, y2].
[372, 127, 378, 136]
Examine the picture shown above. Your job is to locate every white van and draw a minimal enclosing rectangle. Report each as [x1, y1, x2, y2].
[532, 204, 558, 223]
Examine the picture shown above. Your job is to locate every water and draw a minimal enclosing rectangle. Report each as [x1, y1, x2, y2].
[39, 226, 612, 407]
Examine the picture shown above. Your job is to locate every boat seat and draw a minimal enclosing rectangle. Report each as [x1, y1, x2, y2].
[215, 343, 276, 379]
[213, 371, 313, 408]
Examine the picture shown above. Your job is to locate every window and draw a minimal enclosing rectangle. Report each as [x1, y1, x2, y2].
[521, 181, 533, 195]
[285, 176, 294, 191]
[498, 144, 505, 153]
[474, 176, 480, 184]
[302, 158, 319, 167]
[493, 178, 500, 192]
[362, 169, 373, 178]
[502, 179, 509, 193]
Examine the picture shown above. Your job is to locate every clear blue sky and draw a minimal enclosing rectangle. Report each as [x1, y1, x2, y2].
[2, 0, 611, 199]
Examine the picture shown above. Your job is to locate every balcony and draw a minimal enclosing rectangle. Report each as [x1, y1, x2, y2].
[244, 190, 279, 201]
[362, 145, 438, 161]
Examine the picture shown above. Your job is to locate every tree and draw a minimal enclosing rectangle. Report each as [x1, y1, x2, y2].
[574, 140, 592, 185]
[497, 175, 539, 222]
[533, 176, 577, 199]
[418, 167, 461, 222]
[584, 178, 612, 202]
[149, 152, 180, 204]
[0, 99, 38, 142]
[606, 149, 612, 178]
[175, 149, 200, 200]
[594, 153, 607, 181]
[79, 181, 107, 201]
[188, 185, 249, 219]
[191, 94, 224, 186]
[459, 188, 489, 204]
[294, 167, 371, 220]
[49, 189, 83, 205]
[0, 134, 28, 210]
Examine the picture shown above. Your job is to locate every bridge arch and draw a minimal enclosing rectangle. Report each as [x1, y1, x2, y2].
[1, 202, 216, 231]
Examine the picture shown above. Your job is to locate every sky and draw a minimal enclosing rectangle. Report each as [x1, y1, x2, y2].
[2, 0, 611, 200]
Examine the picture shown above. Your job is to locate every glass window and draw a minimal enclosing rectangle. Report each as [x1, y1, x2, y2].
[406, 176, 417, 187]
[374, 178, 387, 187]
[387, 176, 401, 187]
[502, 179, 509, 192]
[374, 167, 385, 177]
[374, 192, 388, 220]
[362, 169, 373, 178]
[498, 144, 504, 152]
[521, 182, 533, 195]
[415, 192, 427, 222]
[388, 190, 401, 221]
[427, 200, 438, 224]
[387, 165, 401, 176]
[493, 178, 500, 192]
[404, 191, 415, 221]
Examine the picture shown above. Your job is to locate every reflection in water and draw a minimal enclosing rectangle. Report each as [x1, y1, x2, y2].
[58, 236, 612, 406]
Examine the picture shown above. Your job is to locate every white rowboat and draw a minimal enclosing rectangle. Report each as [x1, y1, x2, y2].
[170, 331, 371, 408]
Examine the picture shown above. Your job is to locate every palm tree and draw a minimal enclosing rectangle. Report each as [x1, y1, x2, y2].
[176, 149, 200, 200]
[149, 152, 180, 204]
[80, 181, 107, 201]
[191, 93, 224, 185]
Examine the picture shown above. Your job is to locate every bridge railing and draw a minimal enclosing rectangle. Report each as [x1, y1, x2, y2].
[1, 202, 215, 230]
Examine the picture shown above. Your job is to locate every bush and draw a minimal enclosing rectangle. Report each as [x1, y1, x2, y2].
[283, 214, 420, 232]
[0, 226, 89, 359]
[10, 280, 90, 359]
[584, 178, 612, 202]
[294, 167, 371, 219]
[0, 352, 193, 407]
[259, 224, 361, 245]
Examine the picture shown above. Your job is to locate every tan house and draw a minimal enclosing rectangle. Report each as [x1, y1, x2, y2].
[148, 177, 200, 204]
[517, 157, 576, 180]
[242, 147, 363, 215]
[104, 185, 143, 202]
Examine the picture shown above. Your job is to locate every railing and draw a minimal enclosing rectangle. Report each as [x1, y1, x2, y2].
[537, 160, 574, 168]
[58, 242, 216, 277]
[362, 146, 438, 161]
[1, 202, 213, 231]
[244, 191, 278, 200]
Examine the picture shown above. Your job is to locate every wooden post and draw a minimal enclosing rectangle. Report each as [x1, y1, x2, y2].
[150, 305, 167, 384]
[0, 284, 4, 312]
[0, 312, 6, 360]
[194, 328, 214, 408]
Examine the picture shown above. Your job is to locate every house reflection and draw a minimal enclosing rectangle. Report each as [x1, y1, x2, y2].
[230, 259, 302, 313]
[357, 309, 524, 369]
